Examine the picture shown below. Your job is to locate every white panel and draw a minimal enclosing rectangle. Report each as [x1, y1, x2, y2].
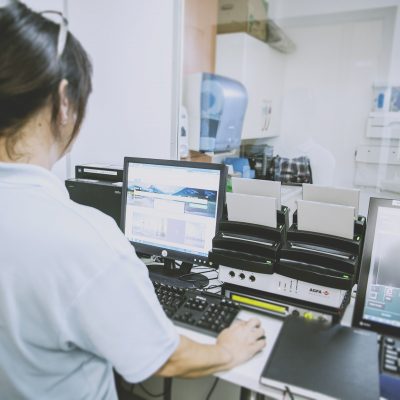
[366, 124, 400, 139]
[275, 0, 400, 20]
[355, 145, 400, 165]
[216, 32, 286, 139]
[215, 33, 246, 83]
[67, 0, 177, 171]
[241, 34, 285, 139]
[297, 199, 355, 239]
[183, 73, 202, 151]
[380, 179, 400, 193]
[23, 0, 62, 10]
[278, 17, 385, 187]
[22, 0, 179, 179]
[219, 265, 346, 308]
[366, 113, 400, 139]
[302, 184, 360, 216]
[232, 177, 281, 209]
[226, 192, 277, 227]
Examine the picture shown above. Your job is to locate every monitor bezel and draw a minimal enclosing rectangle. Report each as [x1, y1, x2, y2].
[120, 157, 227, 265]
[352, 197, 400, 338]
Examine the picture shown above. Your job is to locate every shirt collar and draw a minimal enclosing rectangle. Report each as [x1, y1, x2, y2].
[0, 162, 69, 200]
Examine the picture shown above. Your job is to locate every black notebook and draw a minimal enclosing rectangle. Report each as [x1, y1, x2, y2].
[260, 316, 380, 400]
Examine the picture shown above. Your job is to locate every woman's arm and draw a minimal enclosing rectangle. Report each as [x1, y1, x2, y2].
[156, 318, 266, 378]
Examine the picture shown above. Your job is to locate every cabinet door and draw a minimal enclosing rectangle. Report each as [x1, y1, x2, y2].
[216, 32, 285, 139]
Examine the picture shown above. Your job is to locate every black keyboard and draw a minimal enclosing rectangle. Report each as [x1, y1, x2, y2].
[152, 280, 241, 337]
[380, 336, 400, 376]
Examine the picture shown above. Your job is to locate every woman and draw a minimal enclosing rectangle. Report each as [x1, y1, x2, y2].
[0, 2, 265, 399]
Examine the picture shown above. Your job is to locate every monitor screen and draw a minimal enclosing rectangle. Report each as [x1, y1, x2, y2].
[120, 158, 226, 265]
[353, 197, 400, 337]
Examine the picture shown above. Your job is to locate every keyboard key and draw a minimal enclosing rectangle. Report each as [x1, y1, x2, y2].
[385, 354, 398, 362]
[380, 337, 400, 378]
[152, 279, 240, 337]
[384, 364, 398, 373]
[386, 349, 398, 357]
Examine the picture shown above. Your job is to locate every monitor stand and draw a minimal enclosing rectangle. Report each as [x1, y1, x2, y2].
[147, 259, 209, 289]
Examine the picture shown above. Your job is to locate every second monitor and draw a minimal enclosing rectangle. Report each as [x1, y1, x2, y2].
[120, 157, 227, 287]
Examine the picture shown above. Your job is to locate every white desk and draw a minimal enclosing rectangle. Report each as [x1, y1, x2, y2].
[177, 311, 283, 399]
[140, 266, 355, 399]
[176, 297, 356, 400]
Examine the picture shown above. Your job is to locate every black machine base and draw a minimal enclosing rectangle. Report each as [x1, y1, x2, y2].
[147, 261, 209, 289]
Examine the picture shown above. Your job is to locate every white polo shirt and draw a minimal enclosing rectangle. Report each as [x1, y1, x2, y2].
[0, 163, 180, 400]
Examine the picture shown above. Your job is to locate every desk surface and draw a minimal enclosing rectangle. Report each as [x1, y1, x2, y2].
[177, 310, 283, 399]
[176, 297, 355, 399]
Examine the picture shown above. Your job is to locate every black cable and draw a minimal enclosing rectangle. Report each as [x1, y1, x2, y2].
[283, 385, 295, 400]
[164, 378, 172, 400]
[205, 284, 223, 290]
[205, 378, 219, 400]
[180, 278, 218, 285]
[178, 269, 216, 278]
[129, 383, 136, 393]
[204, 278, 223, 288]
[191, 266, 216, 271]
[178, 269, 218, 288]
[137, 383, 165, 398]
[205, 276, 220, 281]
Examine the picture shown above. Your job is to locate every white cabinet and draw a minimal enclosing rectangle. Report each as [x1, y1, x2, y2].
[366, 112, 400, 139]
[215, 32, 286, 139]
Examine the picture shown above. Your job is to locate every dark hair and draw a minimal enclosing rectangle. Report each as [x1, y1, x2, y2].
[0, 2, 92, 157]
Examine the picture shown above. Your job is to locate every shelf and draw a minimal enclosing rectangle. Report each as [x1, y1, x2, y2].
[355, 145, 400, 165]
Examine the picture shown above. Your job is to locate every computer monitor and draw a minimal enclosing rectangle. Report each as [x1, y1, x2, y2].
[120, 157, 227, 286]
[353, 197, 400, 338]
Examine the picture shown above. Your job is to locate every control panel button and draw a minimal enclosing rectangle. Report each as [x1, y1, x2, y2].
[304, 312, 313, 320]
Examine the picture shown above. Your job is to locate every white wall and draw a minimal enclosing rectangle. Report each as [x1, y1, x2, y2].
[68, 0, 179, 176]
[262, 1, 400, 188]
[273, 0, 400, 85]
[276, 17, 387, 187]
[24, 0, 180, 180]
[271, 0, 400, 19]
